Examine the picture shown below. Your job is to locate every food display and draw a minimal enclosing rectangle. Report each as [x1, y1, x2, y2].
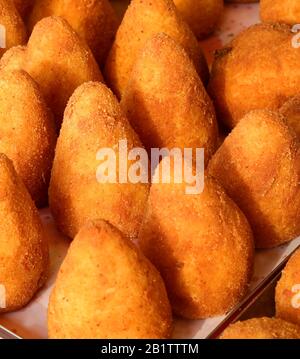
[0, 0, 299, 341]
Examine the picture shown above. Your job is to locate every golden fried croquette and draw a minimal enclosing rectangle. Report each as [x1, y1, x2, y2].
[0, 0, 27, 57]
[0, 45, 25, 71]
[173, 0, 223, 39]
[121, 33, 218, 164]
[209, 23, 300, 128]
[24, 16, 103, 128]
[13, 0, 34, 18]
[0, 154, 48, 313]
[28, 0, 118, 65]
[49, 81, 150, 239]
[280, 95, 300, 140]
[48, 220, 172, 339]
[261, 0, 300, 25]
[275, 248, 300, 327]
[220, 317, 300, 339]
[104, 0, 209, 99]
[208, 109, 300, 248]
[139, 158, 254, 319]
[0, 70, 56, 207]
[225, 0, 258, 3]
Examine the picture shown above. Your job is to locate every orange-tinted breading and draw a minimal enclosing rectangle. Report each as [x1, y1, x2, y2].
[0, 154, 49, 313]
[280, 95, 300, 141]
[49, 81, 150, 239]
[0, 70, 56, 207]
[28, 0, 118, 65]
[121, 33, 218, 165]
[209, 23, 300, 128]
[104, 0, 209, 99]
[261, 0, 300, 25]
[0, 45, 25, 71]
[220, 317, 300, 339]
[208, 109, 300, 248]
[0, 0, 27, 57]
[139, 158, 254, 319]
[276, 248, 300, 327]
[173, 0, 223, 38]
[24, 16, 103, 129]
[48, 220, 173, 339]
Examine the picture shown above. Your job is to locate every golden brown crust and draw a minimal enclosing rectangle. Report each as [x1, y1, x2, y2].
[280, 95, 300, 141]
[208, 109, 300, 248]
[121, 33, 218, 165]
[0, 70, 57, 207]
[208, 23, 300, 128]
[0, 45, 26, 71]
[104, 0, 208, 99]
[0, 0, 27, 57]
[261, 0, 300, 25]
[48, 219, 172, 339]
[173, 0, 223, 39]
[276, 248, 300, 326]
[49, 81, 150, 239]
[0, 154, 49, 312]
[24, 16, 103, 128]
[139, 159, 254, 319]
[27, 0, 118, 65]
[220, 317, 300, 339]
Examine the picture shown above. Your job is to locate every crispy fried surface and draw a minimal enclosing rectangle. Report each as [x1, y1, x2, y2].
[48, 219, 172, 339]
[0, 45, 25, 71]
[0, 154, 49, 312]
[121, 33, 218, 165]
[0, 70, 56, 207]
[24, 16, 103, 128]
[276, 248, 300, 326]
[209, 23, 300, 128]
[139, 159, 254, 319]
[28, 0, 118, 65]
[104, 0, 208, 99]
[261, 0, 300, 25]
[208, 109, 300, 248]
[280, 95, 300, 141]
[49, 81, 150, 239]
[173, 0, 223, 39]
[220, 317, 300, 339]
[0, 0, 27, 57]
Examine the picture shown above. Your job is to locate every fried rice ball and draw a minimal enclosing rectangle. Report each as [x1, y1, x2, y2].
[225, 0, 258, 3]
[104, 0, 209, 99]
[0, 70, 56, 207]
[14, 0, 34, 18]
[280, 95, 300, 140]
[275, 248, 300, 327]
[0, 154, 49, 313]
[173, 0, 223, 39]
[28, 0, 118, 65]
[0, 0, 27, 57]
[208, 23, 300, 128]
[208, 109, 300, 248]
[220, 317, 300, 339]
[261, 0, 300, 25]
[49, 81, 150, 239]
[0, 45, 25, 71]
[24, 16, 103, 129]
[139, 158, 254, 319]
[48, 220, 172, 339]
[121, 33, 218, 165]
